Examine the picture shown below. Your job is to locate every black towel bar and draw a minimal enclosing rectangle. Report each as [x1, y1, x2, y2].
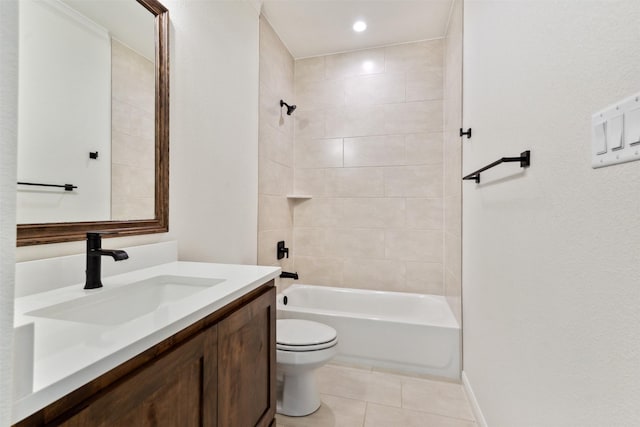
[463, 151, 530, 184]
[17, 182, 77, 191]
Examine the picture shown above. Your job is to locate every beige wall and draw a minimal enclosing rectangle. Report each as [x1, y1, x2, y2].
[443, 0, 463, 324]
[292, 41, 445, 293]
[257, 17, 295, 284]
[110, 39, 155, 221]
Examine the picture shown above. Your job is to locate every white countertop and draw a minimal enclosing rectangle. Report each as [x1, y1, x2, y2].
[12, 261, 280, 424]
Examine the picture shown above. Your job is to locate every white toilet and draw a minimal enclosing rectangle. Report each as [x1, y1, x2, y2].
[276, 319, 338, 416]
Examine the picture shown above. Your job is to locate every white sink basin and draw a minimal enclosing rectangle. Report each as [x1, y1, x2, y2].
[25, 275, 224, 326]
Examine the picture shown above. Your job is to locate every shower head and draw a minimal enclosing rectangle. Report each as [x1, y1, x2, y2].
[280, 100, 297, 115]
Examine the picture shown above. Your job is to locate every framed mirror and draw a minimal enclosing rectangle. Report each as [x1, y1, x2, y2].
[16, 0, 169, 246]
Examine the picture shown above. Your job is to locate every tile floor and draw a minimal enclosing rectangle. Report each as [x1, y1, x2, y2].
[276, 363, 477, 427]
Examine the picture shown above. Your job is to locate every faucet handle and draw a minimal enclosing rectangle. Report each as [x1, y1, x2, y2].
[277, 241, 289, 260]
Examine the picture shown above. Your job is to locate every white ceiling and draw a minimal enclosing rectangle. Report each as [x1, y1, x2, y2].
[62, 0, 155, 61]
[261, 0, 454, 59]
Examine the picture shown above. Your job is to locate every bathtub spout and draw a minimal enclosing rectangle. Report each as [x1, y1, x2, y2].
[280, 271, 299, 280]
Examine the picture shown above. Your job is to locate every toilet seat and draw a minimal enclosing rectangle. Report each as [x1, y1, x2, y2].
[277, 319, 337, 352]
[277, 338, 337, 352]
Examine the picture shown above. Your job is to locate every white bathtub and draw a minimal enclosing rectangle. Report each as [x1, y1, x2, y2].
[277, 284, 460, 379]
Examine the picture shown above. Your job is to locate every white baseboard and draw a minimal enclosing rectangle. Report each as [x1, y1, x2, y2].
[462, 371, 488, 427]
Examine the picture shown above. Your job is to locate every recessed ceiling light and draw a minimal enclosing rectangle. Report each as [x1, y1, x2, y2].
[353, 21, 367, 32]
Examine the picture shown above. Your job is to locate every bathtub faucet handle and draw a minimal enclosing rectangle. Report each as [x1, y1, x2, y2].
[277, 241, 289, 259]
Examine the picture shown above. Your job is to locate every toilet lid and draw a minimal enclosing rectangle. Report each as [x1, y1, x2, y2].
[277, 319, 337, 351]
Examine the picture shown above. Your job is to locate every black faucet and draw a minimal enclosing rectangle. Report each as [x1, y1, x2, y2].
[84, 232, 129, 290]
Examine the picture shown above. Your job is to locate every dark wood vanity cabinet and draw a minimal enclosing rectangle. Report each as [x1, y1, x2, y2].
[218, 286, 276, 426]
[15, 281, 276, 427]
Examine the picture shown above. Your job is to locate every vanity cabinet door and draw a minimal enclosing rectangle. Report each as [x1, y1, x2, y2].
[58, 326, 218, 427]
[217, 286, 276, 427]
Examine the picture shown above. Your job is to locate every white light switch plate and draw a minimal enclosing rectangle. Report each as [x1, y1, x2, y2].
[592, 92, 640, 168]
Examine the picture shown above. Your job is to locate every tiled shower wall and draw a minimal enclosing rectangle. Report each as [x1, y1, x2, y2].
[443, 0, 463, 322]
[111, 39, 155, 221]
[257, 17, 296, 281]
[292, 41, 446, 294]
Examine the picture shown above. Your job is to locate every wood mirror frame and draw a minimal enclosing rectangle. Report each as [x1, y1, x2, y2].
[17, 0, 169, 247]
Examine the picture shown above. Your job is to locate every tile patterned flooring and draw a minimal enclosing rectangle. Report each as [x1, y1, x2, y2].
[276, 364, 477, 427]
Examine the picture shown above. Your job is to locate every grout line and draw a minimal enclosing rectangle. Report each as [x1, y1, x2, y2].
[319, 392, 369, 406]
[294, 164, 444, 171]
[366, 400, 477, 424]
[304, 130, 445, 139]
[362, 401, 369, 427]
